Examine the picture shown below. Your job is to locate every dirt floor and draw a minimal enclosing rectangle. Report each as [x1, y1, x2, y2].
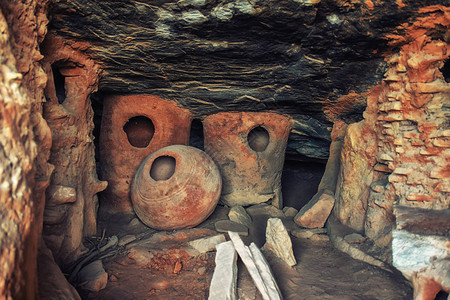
[86, 205, 413, 300]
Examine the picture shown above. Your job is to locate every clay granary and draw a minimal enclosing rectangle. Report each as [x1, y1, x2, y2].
[0, 1, 449, 299]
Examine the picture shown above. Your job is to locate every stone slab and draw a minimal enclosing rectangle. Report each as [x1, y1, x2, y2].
[189, 234, 227, 254]
[263, 218, 296, 267]
[208, 241, 238, 300]
[228, 206, 252, 228]
[215, 220, 248, 236]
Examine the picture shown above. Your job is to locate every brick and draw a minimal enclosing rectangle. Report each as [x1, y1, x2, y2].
[406, 193, 433, 202]
[374, 163, 391, 173]
[432, 137, 450, 148]
[389, 174, 407, 183]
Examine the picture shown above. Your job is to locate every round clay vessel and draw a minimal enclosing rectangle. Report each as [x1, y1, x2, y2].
[131, 145, 222, 230]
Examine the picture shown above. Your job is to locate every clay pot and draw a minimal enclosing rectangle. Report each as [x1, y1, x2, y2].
[99, 95, 192, 214]
[203, 112, 293, 208]
[131, 145, 222, 230]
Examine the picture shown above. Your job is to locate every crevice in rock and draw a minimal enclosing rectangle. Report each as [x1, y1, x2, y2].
[189, 118, 204, 150]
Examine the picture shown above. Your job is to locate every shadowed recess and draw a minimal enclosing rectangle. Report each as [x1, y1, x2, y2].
[123, 116, 155, 148]
[150, 156, 176, 181]
[248, 126, 270, 152]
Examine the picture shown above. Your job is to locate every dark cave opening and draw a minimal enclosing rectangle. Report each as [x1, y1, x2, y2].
[51, 64, 66, 104]
[440, 59, 449, 83]
[189, 118, 205, 150]
[281, 160, 326, 211]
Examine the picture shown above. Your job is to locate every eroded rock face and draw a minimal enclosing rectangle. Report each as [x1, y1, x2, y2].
[131, 145, 221, 230]
[99, 95, 192, 215]
[332, 5, 450, 264]
[0, 0, 51, 298]
[46, 0, 441, 162]
[203, 112, 293, 208]
[41, 33, 108, 269]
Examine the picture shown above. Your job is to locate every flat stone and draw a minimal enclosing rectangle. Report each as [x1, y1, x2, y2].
[215, 220, 248, 236]
[283, 206, 298, 218]
[228, 206, 252, 228]
[263, 218, 296, 267]
[228, 232, 273, 300]
[392, 230, 449, 280]
[249, 243, 282, 300]
[344, 233, 366, 244]
[208, 241, 237, 300]
[189, 234, 226, 253]
[246, 203, 285, 218]
[294, 191, 335, 228]
[78, 260, 108, 292]
[118, 234, 136, 246]
[291, 228, 327, 239]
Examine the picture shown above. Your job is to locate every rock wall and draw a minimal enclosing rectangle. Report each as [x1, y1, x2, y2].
[46, 0, 445, 162]
[333, 5, 449, 259]
[0, 0, 51, 298]
[41, 33, 108, 269]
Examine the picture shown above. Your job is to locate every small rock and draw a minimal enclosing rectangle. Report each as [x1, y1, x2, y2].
[128, 218, 141, 227]
[283, 207, 299, 218]
[294, 191, 335, 228]
[263, 218, 296, 267]
[344, 233, 367, 244]
[246, 203, 284, 218]
[215, 220, 248, 236]
[78, 260, 108, 292]
[128, 246, 154, 266]
[291, 228, 327, 239]
[188, 234, 226, 253]
[118, 234, 136, 246]
[310, 234, 330, 242]
[228, 206, 252, 228]
[197, 267, 206, 276]
[109, 274, 118, 282]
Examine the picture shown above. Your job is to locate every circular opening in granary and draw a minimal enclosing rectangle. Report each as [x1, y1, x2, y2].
[123, 116, 155, 148]
[247, 126, 270, 152]
[150, 156, 176, 181]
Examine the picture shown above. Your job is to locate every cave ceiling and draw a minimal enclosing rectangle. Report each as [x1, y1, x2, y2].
[47, 0, 441, 161]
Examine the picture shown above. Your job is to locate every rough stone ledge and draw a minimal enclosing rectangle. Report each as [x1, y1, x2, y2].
[326, 215, 392, 272]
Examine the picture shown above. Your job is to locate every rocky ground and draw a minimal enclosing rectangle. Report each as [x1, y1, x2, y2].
[70, 204, 414, 300]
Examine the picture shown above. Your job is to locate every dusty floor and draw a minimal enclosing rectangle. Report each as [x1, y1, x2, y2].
[87, 205, 413, 300]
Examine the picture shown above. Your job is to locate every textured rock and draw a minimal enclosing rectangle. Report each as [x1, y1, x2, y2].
[228, 206, 253, 228]
[204, 112, 293, 207]
[131, 145, 221, 230]
[99, 95, 192, 214]
[263, 218, 296, 267]
[283, 207, 299, 218]
[248, 243, 282, 300]
[208, 241, 237, 300]
[246, 203, 285, 218]
[47, 1, 441, 161]
[41, 33, 108, 268]
[38, 240, 81, 300]
[392, 230, 449, 280]
[0, 1, 51, 298]
[333, 121, 376, 232]
[344, 233, 366, 244]
[215, 220, 249, 237]
[294, 191, 335, 229]
[78, 260, 108, 292]
[228, 232, 281, 300]
[189, 234, 226, 254]
[291, 228, 327, 240]
[411, 259, 450, 300]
